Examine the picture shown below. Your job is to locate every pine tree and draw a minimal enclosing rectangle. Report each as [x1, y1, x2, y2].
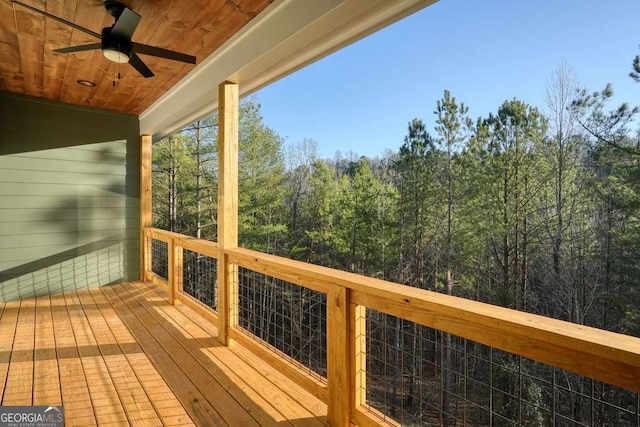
[295, 160, 346, 266]
[238, 97, 287, 253]
[152, 133, 193, 232]
[479, 99, 547, 310]
[394, 118, 439, 289]
[434, 90, 471, 426]
[182, 115, 218, 239]
[342, 158, 398, 277]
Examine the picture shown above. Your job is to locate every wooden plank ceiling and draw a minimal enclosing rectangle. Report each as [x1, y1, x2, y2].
[0, 0, 272, 115]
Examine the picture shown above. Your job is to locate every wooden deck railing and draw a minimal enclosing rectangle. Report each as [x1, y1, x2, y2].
[142, 227, 640, 427]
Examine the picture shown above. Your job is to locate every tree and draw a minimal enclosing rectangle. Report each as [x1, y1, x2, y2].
[394, 118, 439, 289]
[389, 120, 436, 417]
[478, 99, 547, 310]
[570, 82, 640, 333]
[433, 90, 472, 426]
[182, 115, 218, 239]
[341, 158, 398, 277]
[152, 133, 193, 232]
[587, 135, 640, 334]
[630, 46, 640, 82]
[284, 138, 318, 255]
[570, 84, 640, 155]
[538, 64, 591, 322]
[238, 97, 287, 253]
[294, 160, 346, 266]
[434, 90, 472, 296]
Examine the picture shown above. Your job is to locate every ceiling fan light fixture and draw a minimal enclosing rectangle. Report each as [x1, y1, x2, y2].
[76, 79, 96, 87]
[102, 48, 129, 63]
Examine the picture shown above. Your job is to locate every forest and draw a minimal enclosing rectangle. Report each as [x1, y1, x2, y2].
[152, 65, 640, 425]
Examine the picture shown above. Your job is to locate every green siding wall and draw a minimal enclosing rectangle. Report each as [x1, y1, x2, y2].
[0, 92, 140, 301]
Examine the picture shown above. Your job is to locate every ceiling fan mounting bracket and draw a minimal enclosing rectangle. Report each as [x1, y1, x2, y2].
[104, 0, 125, 19]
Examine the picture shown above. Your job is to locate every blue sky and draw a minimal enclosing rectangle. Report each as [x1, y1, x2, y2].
[255, 0, 640, 159]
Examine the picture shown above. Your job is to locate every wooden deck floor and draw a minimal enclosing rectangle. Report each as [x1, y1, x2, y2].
[0, 281, 328, 426]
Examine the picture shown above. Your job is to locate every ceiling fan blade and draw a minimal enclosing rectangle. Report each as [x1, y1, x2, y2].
[132, 43, 196, 64]
[11, 0, 102, 39]
[129, 53, 154, 78]
[54, 43, 102, 54]
[111, 7, 140, 40]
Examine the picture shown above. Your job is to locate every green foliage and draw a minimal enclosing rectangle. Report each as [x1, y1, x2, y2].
[571, 84, 640, 155]
[291, 160, 347, 266]
[474, 99, 548, 308]
[630, 47, 640, 83]
[394, 119, 441, 288]
[152, 97, 287, 250]
[152, 133, 195, 232]
[341, 158, 399, 277]
[238, 97, 287, 252]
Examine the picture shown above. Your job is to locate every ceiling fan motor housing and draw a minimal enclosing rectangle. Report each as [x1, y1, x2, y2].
[101, 27, 132, 62]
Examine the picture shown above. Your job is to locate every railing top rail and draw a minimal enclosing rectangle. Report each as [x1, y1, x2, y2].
[145, 227, 219, 258]
[227, 246, 331, 294]
[226, 246, 640, 393]
[145, 227, 185, 241]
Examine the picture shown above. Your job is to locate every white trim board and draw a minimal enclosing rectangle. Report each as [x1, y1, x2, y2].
[139, 0, 438, 141]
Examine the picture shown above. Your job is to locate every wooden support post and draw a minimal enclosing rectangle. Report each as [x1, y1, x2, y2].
[168, 239, 183, 305]
[217, 81, 239, 346]
[351, 303, 367, 410]
[328, 285, 350, 427]
[140, 134, 152, 281]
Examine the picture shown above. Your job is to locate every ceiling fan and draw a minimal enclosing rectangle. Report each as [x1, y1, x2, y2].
[11, 0, 196, 78]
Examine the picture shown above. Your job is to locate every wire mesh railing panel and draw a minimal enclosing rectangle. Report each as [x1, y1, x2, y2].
[237, 267, 327, 379]
[182, 249, 217, 311]
[364, 308, 640, 427]
[150, 238, 168, 280]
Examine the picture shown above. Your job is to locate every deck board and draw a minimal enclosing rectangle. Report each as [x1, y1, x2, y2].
[0, 299, 20, 403]
[3, 298, 35, 405]
[121, 284, 274, 425]
[126, 282, 327, 427]
[64, 291, 129, 426]
[103, 284, 229, 426]
[75, 289, 162, 426]
[51, 291, 98, 426]
[0, 281, 328, 426]
[33, 295, 62, 406]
